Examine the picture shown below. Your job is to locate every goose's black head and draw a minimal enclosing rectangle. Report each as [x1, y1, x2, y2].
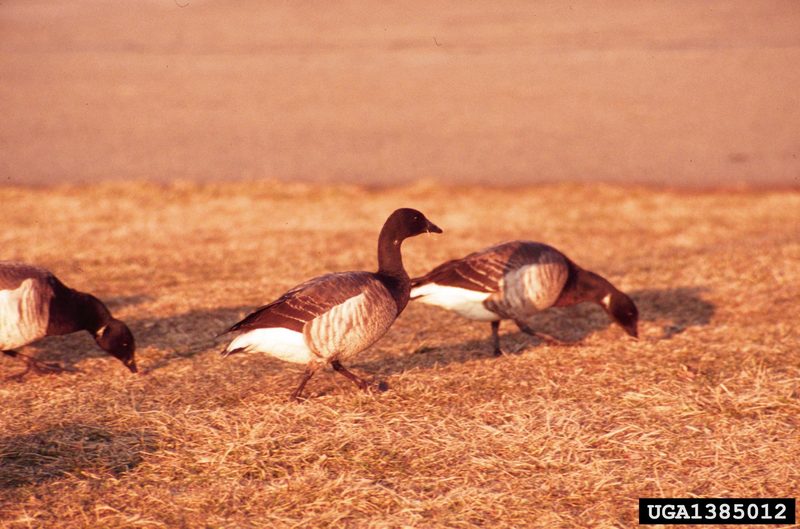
[383, 208, 443, 242]
[95, 318, 137, 373]
[602, 291, 639, 339]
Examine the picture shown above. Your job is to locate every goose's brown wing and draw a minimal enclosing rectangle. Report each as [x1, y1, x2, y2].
[411, 241, 567, 294]
[411, 253, 507, 293]
[225, 272, 389, 334]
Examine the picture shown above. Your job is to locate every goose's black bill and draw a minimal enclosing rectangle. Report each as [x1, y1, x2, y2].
[426, 221, 443, 234]
[125, 358, 138, 373]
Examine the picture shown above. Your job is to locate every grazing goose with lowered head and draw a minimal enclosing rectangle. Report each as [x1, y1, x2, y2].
[410, 241, 638, 356]
[221, 208, 442, 401]
[1, 262, 137, 378]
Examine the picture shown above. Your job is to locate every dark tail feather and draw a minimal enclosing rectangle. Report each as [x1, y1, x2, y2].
[410, 276, 428, 288]
[215, 327, 234, 339]
[220, 347, 245, 358]
[409, 276, 429, 300]
[216, 315, 251, 337]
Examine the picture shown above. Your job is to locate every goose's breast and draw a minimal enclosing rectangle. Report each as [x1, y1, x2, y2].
[489, 260, 569, 318]
[305, 286, 397, 361]
[0, 279, 50, 349]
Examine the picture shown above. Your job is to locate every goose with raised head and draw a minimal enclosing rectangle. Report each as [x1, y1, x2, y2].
[410, 241, 638, 356]
[221, 208, 442, 401]
[1, 262, 137, 379]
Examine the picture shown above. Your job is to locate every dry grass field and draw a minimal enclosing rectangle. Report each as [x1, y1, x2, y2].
[0, 182, 798, 528]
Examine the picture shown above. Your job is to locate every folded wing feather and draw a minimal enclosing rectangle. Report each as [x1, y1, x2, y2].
[225, 273, 372, 334]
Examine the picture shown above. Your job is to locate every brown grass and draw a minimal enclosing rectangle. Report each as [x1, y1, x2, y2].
[0, 182, 799, 528]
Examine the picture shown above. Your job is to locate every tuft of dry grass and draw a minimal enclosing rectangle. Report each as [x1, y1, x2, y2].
[1, 182, 798, 528]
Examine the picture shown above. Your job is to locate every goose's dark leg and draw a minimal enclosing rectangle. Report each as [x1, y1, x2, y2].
[490, 321, 503, 356]
[4, 350, 32, 381]
[514, 321, 570, 346]
[4, 350, 65, 381]
[290, 365, 317, 402]
[331, 360, 388, 393]
[331, 360, 369, 390]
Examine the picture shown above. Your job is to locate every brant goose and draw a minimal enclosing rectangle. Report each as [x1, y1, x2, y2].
[410, 241, 638, 356]
[0, 262, 137, 378]
[221, 208, 442, 401]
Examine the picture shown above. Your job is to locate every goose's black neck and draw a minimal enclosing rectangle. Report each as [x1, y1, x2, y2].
[76, 291, 113, 334]
[376, 222, 412, 313]
[554, 262, 615, 307]
[47, 284, 113, 336]
[377, 224, 408, 280]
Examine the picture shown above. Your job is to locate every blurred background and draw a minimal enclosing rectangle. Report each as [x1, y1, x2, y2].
[1, 0, 798, 188]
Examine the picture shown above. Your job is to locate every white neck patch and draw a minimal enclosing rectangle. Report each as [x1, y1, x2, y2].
[601, 293, 612, 308]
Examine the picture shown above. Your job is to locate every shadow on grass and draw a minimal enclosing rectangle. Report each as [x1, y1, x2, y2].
[4, 306, 252, 374]
[127, 305, 252, 371]
[359, 286, 715, 375]
[3, 287, 714, 379]
[104, 293, 155, 311]
[510, 285, 716, 343]
[0, 424, 158, 489]
[633, 286, 715, 338]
